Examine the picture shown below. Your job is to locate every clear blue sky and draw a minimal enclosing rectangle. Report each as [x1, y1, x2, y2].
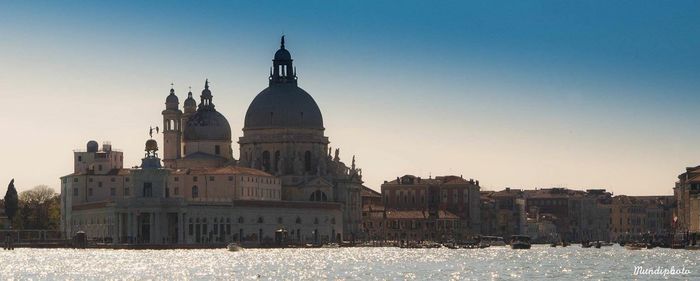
[1, 1, 699, 195]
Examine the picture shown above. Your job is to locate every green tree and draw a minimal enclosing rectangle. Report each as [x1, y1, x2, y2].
[4, 179, 19, 228]
[17, 185, 60, 229]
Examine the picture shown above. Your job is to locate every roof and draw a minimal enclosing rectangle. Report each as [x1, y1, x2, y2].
[383, 174, 479, 186]
[183, 108, 231, 141]
[173, 166, 272, 177]
[361, 186, 381, 198]
[244, 83, 323, 130]
[65, 168, 132, 177]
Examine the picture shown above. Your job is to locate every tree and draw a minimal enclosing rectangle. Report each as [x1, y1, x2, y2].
[17, 185, 60, 230]
[4, 179, 18, 227]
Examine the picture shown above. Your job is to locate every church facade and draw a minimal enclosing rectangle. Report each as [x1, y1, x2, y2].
[60, 37, 363, 245]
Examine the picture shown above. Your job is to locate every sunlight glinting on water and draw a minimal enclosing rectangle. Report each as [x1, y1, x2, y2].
[0, 246, 698, 280]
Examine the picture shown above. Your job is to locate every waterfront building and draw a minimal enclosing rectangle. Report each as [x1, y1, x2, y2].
[480, 188, 526, 238]
[674, 166, 700, 235]
[60, 38, 362, 244]
[610, 195, 674, 241]
[378, 175, 481, 241]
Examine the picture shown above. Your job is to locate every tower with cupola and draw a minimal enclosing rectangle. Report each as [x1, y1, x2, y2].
[162, 87, 182, 168]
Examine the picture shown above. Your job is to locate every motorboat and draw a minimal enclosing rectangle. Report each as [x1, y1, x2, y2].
[479, 236, 506, 247]
[227, 243, 243, 252]
[510, 235, 531, 249]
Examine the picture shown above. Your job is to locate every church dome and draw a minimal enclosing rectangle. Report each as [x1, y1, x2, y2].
[244, 83, 323, 130]
[244, 36, 323, 130]
[165, 89, 179, 110]
[184, 110, 231, 141]
[274, 48, 291, 61]
[183, 80, 231, 141]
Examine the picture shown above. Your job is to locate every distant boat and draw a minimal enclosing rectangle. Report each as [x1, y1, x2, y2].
[624, 243, 645, 250]
[510, 235, 531, 249]
[322, 243, 339, 248]
[581, 241, 592, 248]
[479, 236, 506, 247]
[227, 243, 243, 252]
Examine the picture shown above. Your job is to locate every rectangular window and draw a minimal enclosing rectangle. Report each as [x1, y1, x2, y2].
[98, 182, 103, 187]
[78, 156, 82, 162]
[143, 182, 153, 197]
[228, 176, 234, 181]
[174, 187, 179, 195]
[88, 188, 93, 196]
[193, 176, 198, 182]
[73, 188, 79, 196]
[209, 176, 215, 181]
[125, 187, 130, 196]
[189, 224, 194, 235]
[174, 177, 179, 182]
[110, 188, 116, 196]
[98, 165, 102, 171]
[125, 178, 130, 182]
[110, 177, 115, 182]
[89, 178, 93, 183]
[73, 178, 79, 183]
[62, 178, 67, 184]
[215, 145, 221, 155]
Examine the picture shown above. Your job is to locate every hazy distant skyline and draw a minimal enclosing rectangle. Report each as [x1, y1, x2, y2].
[1, 1, 699, 195]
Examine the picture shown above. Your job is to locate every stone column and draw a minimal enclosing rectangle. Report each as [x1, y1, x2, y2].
[150, 212, 156, 243]
[177, 212, 183, 244]
[127, 212, 133, 243]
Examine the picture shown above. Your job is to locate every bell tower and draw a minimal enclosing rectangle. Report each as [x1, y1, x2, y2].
[162, 87, 182, 168]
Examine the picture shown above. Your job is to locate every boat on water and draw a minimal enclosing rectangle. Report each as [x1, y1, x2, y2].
[227, 243, 244, 252]
[594, 241, 602, 248]
[321, 243, 340, 248]
[479, 236, 506, 247]
[510, 235, 531, 249]
[581, 241, 592, 248]
[624, 243, 645, 250]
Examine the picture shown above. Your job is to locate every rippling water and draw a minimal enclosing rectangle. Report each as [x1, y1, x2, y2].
[0, 245, 697, 280]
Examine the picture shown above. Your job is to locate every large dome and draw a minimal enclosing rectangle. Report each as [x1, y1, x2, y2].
[244, 83, 323, 130]
[184, 110, 232, 141]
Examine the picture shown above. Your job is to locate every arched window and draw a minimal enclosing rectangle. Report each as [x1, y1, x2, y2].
[296, 217, 302, 224]
[192, 186, 199, 198]
[274, 151, 281, 172]
[257, 217, 264, 224]
[304, 151, 312, 172]
[238, 217, 244, 224]
[309, 190, 328, 202]
[262, 151, 271, 172]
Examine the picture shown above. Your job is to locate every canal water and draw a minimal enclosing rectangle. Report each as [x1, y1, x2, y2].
[0, 245, 697, 280]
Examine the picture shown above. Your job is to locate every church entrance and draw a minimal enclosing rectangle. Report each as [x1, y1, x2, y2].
[137, 213, 151, 244]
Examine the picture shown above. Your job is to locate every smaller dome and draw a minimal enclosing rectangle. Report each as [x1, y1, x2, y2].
[274, 48, 291, 61]
[184, 92, 196, 108]
[86, 140, 99, 152]
[145, 139, 159, 152]
[166, 88, 179, 110]
[183, 110, 231, 141]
